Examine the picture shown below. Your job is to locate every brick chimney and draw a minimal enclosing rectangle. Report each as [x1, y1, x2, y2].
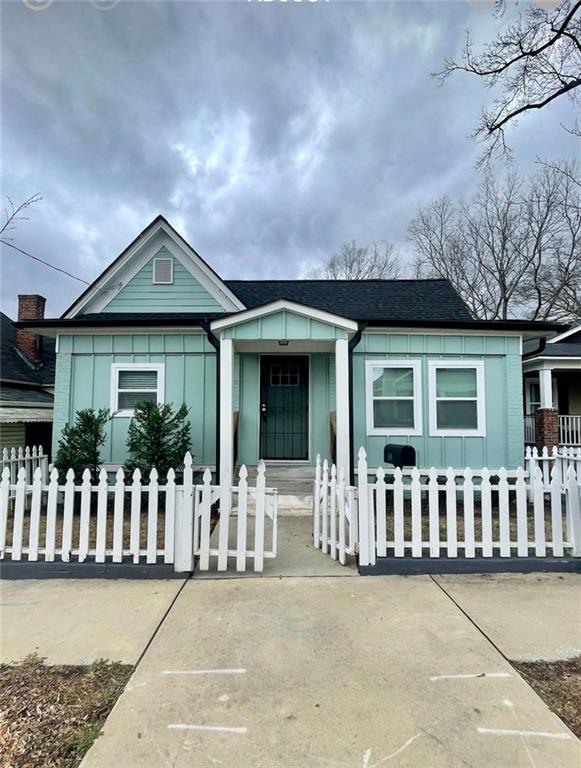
[16, 294, 46, 366]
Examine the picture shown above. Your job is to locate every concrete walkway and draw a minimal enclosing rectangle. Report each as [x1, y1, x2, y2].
[82, 576, 580, 768]
[0, 578, 186, 665]
[434, 573, 581, 662]
[198, 516, 358, 578]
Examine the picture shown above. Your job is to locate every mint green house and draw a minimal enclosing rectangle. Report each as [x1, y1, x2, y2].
[24, 217, 560, 483]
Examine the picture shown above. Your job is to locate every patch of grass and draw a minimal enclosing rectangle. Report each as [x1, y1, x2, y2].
[0, 654, 133, 768]
[512, 657, 581, 738]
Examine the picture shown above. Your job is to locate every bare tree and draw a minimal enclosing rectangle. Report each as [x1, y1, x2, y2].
[409, 164, 581, 321]
[0, 194, 89, 285]
[1, 194, 42, 239]
[436, 0, 581, 164]
[307, 240, 401, 280]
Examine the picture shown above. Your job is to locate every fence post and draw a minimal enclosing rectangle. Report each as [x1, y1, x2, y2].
[254, 460, 267, 572]
[357, 447, 372, 566]
[39, 445, 48, 484]
[0, 467, 10, 559]
[321, 460, 329, 555]
[236, 465, 248, 572]
[164, 468, 176, 565]
[313, 454, 321, 548]
[45, 468, 59, 562]
[217, 464, 231, 572]
[174, 452, 194, 572]
[566, 467, 581, 557]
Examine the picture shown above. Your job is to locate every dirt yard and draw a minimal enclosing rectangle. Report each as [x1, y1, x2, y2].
[512, 657, 581, 738]
[0, 655, 133, 768]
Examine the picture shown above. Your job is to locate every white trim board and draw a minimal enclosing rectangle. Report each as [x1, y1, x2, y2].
[211, 299, 358, 333]
[65, 219, 245, 317]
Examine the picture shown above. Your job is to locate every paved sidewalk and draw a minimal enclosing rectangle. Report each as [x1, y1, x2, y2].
[434, 573, 581, 661]
[0, 579, 185, 665]
[82, 576, 580, 768]
[198, 517, 358, 579]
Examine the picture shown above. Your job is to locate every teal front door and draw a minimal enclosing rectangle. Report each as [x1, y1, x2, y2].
[260, 356, 309, 460]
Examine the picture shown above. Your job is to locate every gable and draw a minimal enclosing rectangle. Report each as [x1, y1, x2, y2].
[211, 300, 358, 340]
[63, 216, 244, 318]
[102, 247, 224, 314]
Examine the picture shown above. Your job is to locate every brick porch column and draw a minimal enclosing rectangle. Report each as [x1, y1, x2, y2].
[535, 408, 559, 451]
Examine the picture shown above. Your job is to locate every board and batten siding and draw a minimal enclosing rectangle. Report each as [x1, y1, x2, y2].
[103, 247, 224, 313]
[353, 332, 523, 469]
[222, 310, 349, 341]
[52, 333, 216, 466]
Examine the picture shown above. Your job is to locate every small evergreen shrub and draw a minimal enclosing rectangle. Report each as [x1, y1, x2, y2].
[54, 408, 110, 481]
[125, 401, 191, 478]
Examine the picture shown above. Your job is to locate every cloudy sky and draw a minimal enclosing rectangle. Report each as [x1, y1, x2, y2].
[1, 0, 578, 319]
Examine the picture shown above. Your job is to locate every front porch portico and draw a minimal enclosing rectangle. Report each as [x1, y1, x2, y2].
[210, 300, 359, 488]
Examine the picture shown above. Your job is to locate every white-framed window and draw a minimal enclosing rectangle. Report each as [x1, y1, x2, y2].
[428, 360, 485, 437]
[152, 257, 174, 285]
[525, 379, 541, 414]
[110, 363, 165, 417]
[365, 360, 422, 436]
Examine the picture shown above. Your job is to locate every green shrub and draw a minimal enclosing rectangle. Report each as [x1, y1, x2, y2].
[125, 401, 191, 478]
[54, 408, 110, 482]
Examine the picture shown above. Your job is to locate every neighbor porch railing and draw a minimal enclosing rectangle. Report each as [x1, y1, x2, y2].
[524, 414, 536, 445]
[560, 415, 581, 447]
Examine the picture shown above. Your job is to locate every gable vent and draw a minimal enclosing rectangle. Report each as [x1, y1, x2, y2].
[153, 257, 173, 285]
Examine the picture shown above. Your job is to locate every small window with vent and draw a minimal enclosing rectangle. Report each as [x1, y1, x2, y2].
[153, 257, 173, 285]
[110, 363, 165, 416]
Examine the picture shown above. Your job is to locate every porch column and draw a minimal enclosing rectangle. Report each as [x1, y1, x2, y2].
[219, 336, 234, 483]
[335, 337, 351, 484]
[539, 368, 553, 408]
[536, 368, 559, 451]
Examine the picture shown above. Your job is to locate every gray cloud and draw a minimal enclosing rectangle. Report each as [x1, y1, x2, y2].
[1, 0, 578, 318]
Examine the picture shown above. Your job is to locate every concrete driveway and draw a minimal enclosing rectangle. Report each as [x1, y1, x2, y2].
[0, 578, 186, 665]
[82, 575, 580, 768]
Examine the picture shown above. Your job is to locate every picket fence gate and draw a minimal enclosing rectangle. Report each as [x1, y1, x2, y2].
[313, 449, 581, 568]
[0, 453, 277, 573]
[313, 458, 357, 564]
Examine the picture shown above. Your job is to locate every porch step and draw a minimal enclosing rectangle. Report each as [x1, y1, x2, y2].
[240, 463, 315, 499]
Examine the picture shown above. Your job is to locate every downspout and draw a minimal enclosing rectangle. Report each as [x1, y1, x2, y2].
[201, 320, 221, 484]
[348, 321, 367, 483]
[523, 336, 547, 360]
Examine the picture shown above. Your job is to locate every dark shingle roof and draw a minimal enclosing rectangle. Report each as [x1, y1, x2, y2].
[533, 342, 581, 358]
[0, 384, 53, 405]
[0, 312, 55, 386]
[225, 279, 473, 322]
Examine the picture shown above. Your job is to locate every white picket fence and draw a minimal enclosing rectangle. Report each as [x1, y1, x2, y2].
[312, 458, 357, 564]
[1, 446, 49, 497]
[0, 454, 277, 573]
[314, 448, 581, 567]
[193, 462, 278, 573]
